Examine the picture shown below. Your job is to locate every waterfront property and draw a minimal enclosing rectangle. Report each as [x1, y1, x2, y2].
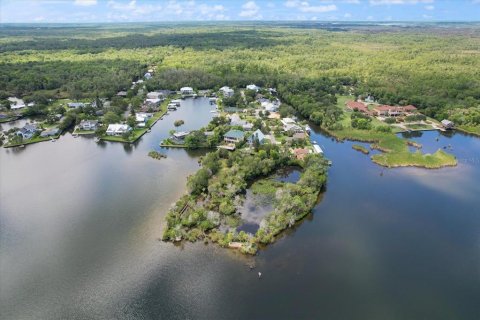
[17, 123, 38, 139]
[180, 87, 194, 95]
[220, 86, 234, 97]
[106, 124, 132, 136]
[40, 127, 60, 138]
[78, 120, 99, 131]
[224, 129, 245, 144]
[136, 113, 152, 123]
[442, 119, 455, 129]
[373, 105, 418, 117]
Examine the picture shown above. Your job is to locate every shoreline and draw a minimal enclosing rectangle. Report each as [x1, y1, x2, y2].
[321, 126, 457, 169]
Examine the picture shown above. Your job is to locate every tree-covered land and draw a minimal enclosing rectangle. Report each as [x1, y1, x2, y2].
[1, 23, 479, 130]
[162, 145, 328, 254]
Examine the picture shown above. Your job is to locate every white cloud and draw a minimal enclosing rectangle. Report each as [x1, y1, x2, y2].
[344, 12, 352, 18]
[239, 1, 261, 19]
[284, 1, 337, 13]
[425, 5, 434, 10]
[369, 0, 434, 5]
[422, 14, 432, 18]
[74, 0, 97, 6]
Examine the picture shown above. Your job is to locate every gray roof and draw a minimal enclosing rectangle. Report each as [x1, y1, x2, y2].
[248, 129, 266, 143]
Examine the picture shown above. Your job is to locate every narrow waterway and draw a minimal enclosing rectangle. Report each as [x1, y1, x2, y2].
[1, 102, 479, 320]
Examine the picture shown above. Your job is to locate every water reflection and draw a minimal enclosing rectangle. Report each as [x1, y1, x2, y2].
[1, 108, 479, 320]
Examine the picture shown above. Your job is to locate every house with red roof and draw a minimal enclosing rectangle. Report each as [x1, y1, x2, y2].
[346, 101, 370, 114]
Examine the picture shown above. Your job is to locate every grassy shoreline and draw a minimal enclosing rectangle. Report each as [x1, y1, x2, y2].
[100, 100, 168, 143]
[4, 134, 61, 148]
[323, 126, 457, 169]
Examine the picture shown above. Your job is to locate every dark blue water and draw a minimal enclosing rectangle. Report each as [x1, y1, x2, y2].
[1, 109, 479, 320]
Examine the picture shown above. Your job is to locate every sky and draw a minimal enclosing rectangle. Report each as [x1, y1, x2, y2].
[0, 0, 479, 23]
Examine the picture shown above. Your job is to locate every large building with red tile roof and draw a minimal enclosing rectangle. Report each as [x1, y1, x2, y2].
[346, 101, 370, 114]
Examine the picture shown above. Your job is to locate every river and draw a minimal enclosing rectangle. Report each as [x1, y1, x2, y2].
[1, 99, 479, 319]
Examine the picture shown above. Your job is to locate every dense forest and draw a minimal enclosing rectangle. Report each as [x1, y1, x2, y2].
[1, 23, 479, 122]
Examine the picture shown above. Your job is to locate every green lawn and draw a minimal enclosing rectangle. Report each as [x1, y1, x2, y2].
[457, 125, 480, 136]
[4, 134, 60, 148]
[100, 100, 168, 143]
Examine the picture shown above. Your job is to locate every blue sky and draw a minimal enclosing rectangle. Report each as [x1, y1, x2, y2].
[1, 0, 479, 23]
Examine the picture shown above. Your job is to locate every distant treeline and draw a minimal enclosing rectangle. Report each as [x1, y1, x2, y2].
[0, 30, 284, 53]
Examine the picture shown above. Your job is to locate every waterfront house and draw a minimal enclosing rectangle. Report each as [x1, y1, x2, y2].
[224, 129, 245, 144]
[40, 127, 60, 138]
[106, 124, 132, 136]
[172, 131, 190, 143]
[281, 118, 304, 133]
[136, 113, 152, 123]
[180, 87, 194, 95]
[16, 123, 38, 139]
[8, 97, 26, 110]
[78, 120, 99, 131]
[441, 119, 455, 129]
[220, 86, 234, 97]
[145, 98, 161, 108]
[248, 129, 267, 145]
[246, 84, 260, 92]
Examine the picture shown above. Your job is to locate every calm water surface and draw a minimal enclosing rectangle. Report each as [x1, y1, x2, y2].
[1, 102, 479, 319]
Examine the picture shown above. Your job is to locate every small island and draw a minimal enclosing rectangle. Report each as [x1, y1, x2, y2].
[148, 150, 166, 160]
[352, 144, 369, 154]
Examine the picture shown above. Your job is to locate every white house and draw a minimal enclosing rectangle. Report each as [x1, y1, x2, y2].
[8, 97, 26, 110]
[145, 98, 161, 107]
[261, 101, 280, 112]
[67, 102, 89, 109]
[180, 87, 194, 95]
[246, 84, 260, 92]
[144, 72, 152, 79]
[146, 92, 163, 100]
[106, 124, 132, 136]
[78, 120, 99, 131]
[136, 113, 152, 123]
[441, 119, 455, 129]
[220, 86, 234, 97]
